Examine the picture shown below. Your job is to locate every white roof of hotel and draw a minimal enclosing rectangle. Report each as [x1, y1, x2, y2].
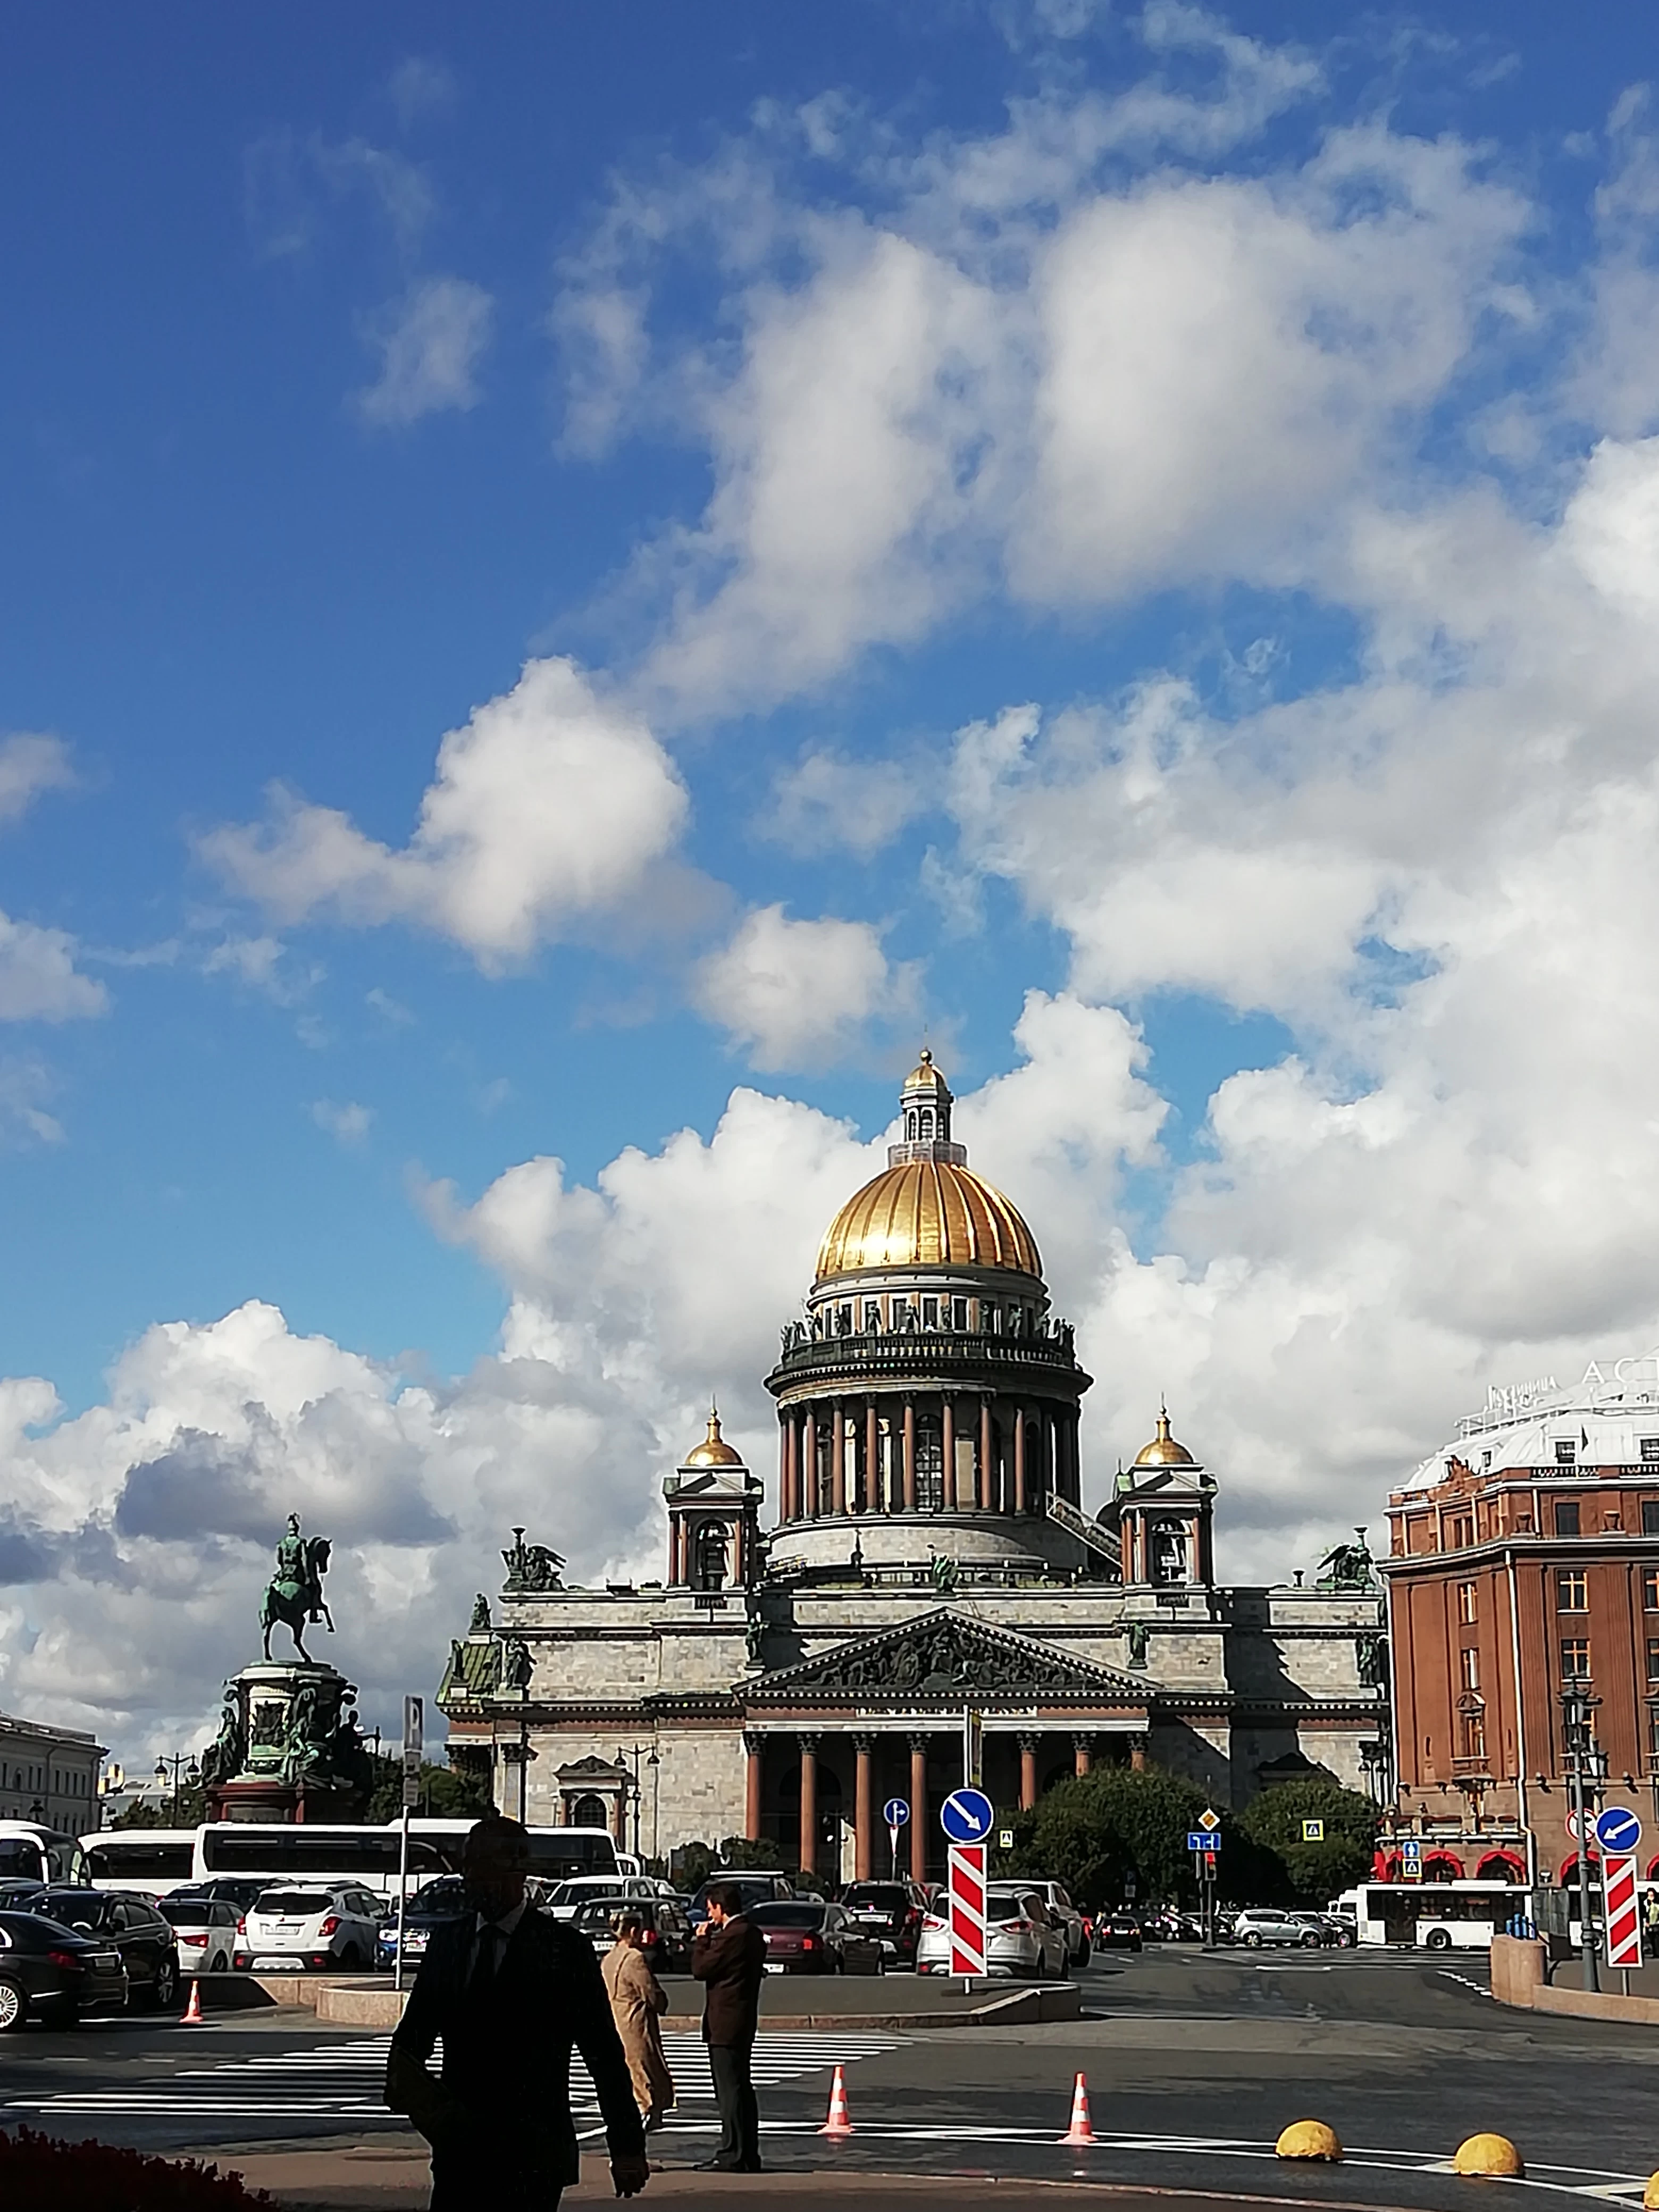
[1404, 1352, 1659, 1487]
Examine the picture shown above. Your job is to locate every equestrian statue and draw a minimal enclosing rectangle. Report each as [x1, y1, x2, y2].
[260, 1513, 335, 1662]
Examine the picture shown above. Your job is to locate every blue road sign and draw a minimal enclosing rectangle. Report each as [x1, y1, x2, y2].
[1400, 1839, 1421, 1860]
[883, 1797, 910, 1828]
[1186, 1831, 1224, 1852]
[1596, 1806, 1643, 1855]
[940, 1786, 995, 1844]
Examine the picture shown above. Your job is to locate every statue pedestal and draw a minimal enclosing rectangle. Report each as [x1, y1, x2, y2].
[203, 1660, 375, 1824]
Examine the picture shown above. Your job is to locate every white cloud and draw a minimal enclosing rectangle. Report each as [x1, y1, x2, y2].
[203, 657, 690, 966]
[311, 1099, 373, 1145]
[765, 745, 928, 857]
[356, 275, 493, 428]
[0, 734, 74, 825]
[387, 56, 456, 132]
[693, 904, 921, 1070]
[0, 911, 107, 1023]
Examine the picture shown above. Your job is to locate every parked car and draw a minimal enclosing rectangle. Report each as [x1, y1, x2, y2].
[0, 1880, 45, 1910]
[541, 1875, 658, 1923]
[1015, 1880, 1090, 1964]
[686, 1873, 795, 1921]
[569, 1895, 694, 1974]
[748, 1899, 883, 1974]
[35, 1888, 181, 2008]
[1289, 1911, 1351, 1948]
[917, 1886, 1069, 1979]
[0, 1909, 128, 2029]
[836, 1880, 928, 1965]
[1232, 1907, 1321, 1949]
[375, 1875, 472, 1972]
[156, 1894, 241, 1975]
[1093, 1910, 1145, 1953]
[174, 1878, 268, 1914]
[235, 1885, 382, 1972]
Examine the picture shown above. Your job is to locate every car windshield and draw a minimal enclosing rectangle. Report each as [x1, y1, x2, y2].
[842, 1887, 907, 1908]
[0, 1911, 85, 1943]
[156, 1899, 211, 1925]
[406, 1880, 470, 1916]
[255, 1890, 333, 1915]
[750, 1903, 825, 1928]
[574, 1900, 635, 1929]
[987, 1891, 1037, 1916]
[39, 1892, 107, 1921]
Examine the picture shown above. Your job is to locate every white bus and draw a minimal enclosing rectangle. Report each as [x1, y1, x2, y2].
[0, 1820, 85, 1887]
[1353, 1879, 1529, 1950]
[189, 1819, 621, 1898]
[80, 1829, 198, 1895]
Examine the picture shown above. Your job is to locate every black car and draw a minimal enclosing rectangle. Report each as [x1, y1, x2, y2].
[376, 1875, 472, 1972]
[686, 1873, 795, 1920]
[570, 1896, 694, 1975]
[35, 1889, 180, 2009]
[837, 1880, 928, 1965]
[173, 1878, 269, 1914]
[748, 1899, 884, 1975]
[0, 1909, 128, 2029]
[1094, 1911, 1144, 1952]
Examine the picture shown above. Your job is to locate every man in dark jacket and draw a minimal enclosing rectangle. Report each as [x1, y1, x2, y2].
[387, 1812, 649, 2208]
[691, 1882, 766, 2172]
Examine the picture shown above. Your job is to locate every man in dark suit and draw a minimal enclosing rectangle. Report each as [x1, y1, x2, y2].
[386, 1812, 649, 2208]
[691, 1881, 766, 2172]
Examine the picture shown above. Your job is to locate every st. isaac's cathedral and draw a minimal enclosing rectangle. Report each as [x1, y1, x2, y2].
[440, 1055, 1386, 1880]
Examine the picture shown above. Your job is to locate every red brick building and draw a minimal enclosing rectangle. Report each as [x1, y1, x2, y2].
[1381, 1360, 1659, 1887]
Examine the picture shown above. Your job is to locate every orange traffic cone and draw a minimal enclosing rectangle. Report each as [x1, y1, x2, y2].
[819, 2064, 854, 2138]
[181, 1978, 206, 2025]
[1060, 2072, 1095, 2147]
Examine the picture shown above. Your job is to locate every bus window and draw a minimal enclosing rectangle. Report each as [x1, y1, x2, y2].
[0, 1825, 83, 1887]
[523, 1829, 619, 1883]
[197, 1826, 451, 1891]
[81, 1833, 196, 1891]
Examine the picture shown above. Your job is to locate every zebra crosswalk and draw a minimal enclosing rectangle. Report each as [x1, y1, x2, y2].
[4, 2029, 903, 2125]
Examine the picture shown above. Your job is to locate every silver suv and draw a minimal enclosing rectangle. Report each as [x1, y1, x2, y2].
[1017, 1880, 1090, 1964]
[1232, 1907, 1321, 1949]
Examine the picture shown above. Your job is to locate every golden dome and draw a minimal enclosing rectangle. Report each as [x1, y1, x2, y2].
[815, 1158, 1042, 1282]
[904, 1049, 949, 1092]
[1132, 1408, 1195, 1468]
[684, 1407, 743, 1468]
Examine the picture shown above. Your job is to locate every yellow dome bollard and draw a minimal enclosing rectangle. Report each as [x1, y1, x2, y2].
[1640, 2173, 1659, 2208]
[1453, 2134, 1524, 2178]
[1276, 2121, 1343, 2162]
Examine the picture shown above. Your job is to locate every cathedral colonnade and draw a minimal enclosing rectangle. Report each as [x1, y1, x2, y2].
[775, 1393, 1082, 1521]
[741, 1723, 1147, 1883]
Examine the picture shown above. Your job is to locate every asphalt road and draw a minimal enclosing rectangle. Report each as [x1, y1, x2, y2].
[4, 1946, 1658, 2209]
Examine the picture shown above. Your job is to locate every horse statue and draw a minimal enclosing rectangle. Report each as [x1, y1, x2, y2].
[260, 1514, 335, 1662]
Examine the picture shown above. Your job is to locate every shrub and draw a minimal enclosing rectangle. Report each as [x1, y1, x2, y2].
[0, 2130, 270, 2208]
[1237, 1778, 1378, 1903]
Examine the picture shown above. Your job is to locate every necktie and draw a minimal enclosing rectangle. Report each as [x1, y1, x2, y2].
[469, 1924, 501, 1992]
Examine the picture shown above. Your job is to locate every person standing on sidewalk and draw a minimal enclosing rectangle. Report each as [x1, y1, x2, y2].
[602, 1911, 675, 2131]
[691, 1882, 766, 2172]
[386, 1812, 650, 2208]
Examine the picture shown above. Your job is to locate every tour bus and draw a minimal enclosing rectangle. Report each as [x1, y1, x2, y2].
[189, 1819, 621, 1899]
[1350, 1879, 1529, 1950]
[0, 1819, 85, 1888]
[80, 1828, 198, 1895]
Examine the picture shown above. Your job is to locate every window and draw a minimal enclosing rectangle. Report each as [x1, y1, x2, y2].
[1643, 1439, 1659, 1464]
[1644, 1500, 1659, 1535]
[1461, 1711, 1487, 1761]
[1645, 1571, 1659, 1612]
[1647, 1639, 1659, 1687]
[1459, 1646, 1480, 1691]
[1450, 1515, 1474, 1548]
[952, 1298, 967, 1331]
[1556, 1569, 1588, 1611]
[1457, 1580, 1478, 1624]
[1555, 1500, 1581, 1537]
[1556, 1439, 1578, 1465]
[922, 1296, 938, 1328]
[1560, 1637, 1591, 1680]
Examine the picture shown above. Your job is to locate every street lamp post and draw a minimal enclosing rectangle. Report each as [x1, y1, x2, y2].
[617, 1745, 651, 1857]
[1560, 1680, 1603, 1993]
[154, 1752, 200, 1823]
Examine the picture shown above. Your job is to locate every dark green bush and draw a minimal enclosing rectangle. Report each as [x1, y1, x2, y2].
[0, 2129, 270, 2208]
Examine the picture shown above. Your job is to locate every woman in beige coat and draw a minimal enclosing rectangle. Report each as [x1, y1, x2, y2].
[601, 1912, 675, 2130]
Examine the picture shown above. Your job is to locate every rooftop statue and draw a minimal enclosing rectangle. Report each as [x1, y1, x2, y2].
[1317, 1530, 1378, 1593]
[260, 1513, 335, 1662]
[502, 1527, 564, 1593]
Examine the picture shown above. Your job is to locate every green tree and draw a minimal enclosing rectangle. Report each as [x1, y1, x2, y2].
[113, 1786, 207, 1830]
[1237, 1778, 1378, 1903]
[994, 1765, 1256, 1909]
[363, 1756, 495, 1825]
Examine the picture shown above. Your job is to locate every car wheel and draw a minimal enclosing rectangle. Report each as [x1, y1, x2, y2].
[1245, 1932, 1262, 1948]
[1301, 1932, 1321, 1948]
[1425, 1929, 1452, 1951]
[0, 1977, 25, 2032]
[152, 1957, 179, 2010]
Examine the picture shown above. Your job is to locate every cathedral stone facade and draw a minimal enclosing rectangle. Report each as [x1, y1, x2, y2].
[439, 1056, 1387, 1880]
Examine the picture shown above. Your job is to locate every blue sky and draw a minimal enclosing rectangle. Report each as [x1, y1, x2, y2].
[8, 0, 1659, 1752]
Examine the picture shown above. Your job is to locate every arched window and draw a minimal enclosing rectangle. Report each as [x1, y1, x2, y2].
[1152, 1521, 1189, 1585]
[915, 1413, 944, 1511]
[919, 1108, 934, 1139]
[693, 1519, 730, 1591]
[571, 1792, 608, 1830]
[906, 1111, 918, 1140]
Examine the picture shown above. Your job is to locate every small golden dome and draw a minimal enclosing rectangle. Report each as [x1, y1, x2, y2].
[816, 1158, 1042, 1281]
[1133, 1408, 1195, 1467]
[684, 1406, 743, 1468]
[903, 1048, 949, 1092]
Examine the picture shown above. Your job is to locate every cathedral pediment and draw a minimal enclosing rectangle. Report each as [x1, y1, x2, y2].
[743, 1608, 1146, 1706]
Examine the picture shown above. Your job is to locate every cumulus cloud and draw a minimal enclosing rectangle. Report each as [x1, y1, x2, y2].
[765, 745, 928, 857]
[311, 1099, 373, 1145]
[693, 904, 923, 1070]
[356, 274, 493, 426]
[203, 657, 690, 966]
[0, 734, 75, 825]
[0, 912, 107, 1023]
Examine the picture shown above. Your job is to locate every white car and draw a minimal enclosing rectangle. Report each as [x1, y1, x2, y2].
[234, 1884, 382, 1972]
[1233, 1907, 1321, 1949]
[1015, 1880, 1090, 1964]
[540, 1875, 657, 1922]
[156, 1894, 241, 1974]
[916, 1885, 1070, 1979]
